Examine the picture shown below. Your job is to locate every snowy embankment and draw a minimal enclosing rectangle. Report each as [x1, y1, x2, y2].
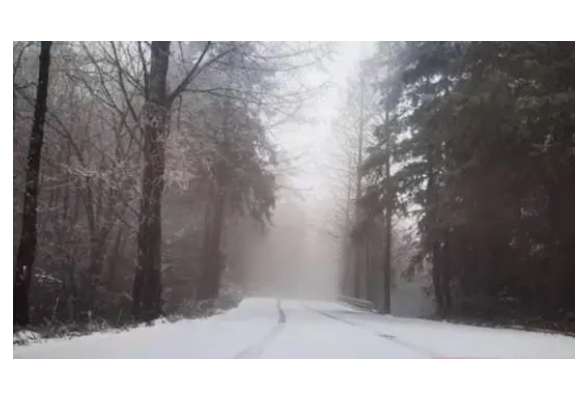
[303, 301, 575, 358]
[13, 330, 43, 346]
[14, 297, 574, 359]
[13, 298, 274, 359]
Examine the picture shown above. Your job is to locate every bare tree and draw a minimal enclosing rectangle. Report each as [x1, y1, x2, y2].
[13, 41, 331, 330]
[132, 41, 173, 322]
[14, 41, 52, 326]
[324, 62, 380, 301]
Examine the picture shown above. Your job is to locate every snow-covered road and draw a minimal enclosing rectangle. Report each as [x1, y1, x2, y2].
[13, 298, 574, 358]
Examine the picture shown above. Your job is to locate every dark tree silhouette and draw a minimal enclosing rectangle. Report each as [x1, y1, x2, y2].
[14, 41, 52, 326]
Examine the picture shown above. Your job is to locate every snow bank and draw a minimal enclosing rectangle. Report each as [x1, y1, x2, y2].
[13, 298, 277, 359]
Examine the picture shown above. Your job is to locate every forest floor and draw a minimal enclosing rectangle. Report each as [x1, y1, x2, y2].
[13, 296, 242, 346]
[426, 314, 575, 338]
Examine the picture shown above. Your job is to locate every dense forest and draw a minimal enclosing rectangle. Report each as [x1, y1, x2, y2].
[334, 41, 574, 332]
[13, 41, 329, 332]
[13, 41, 574, 337]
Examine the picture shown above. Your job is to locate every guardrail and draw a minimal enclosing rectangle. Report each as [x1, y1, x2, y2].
[338, 295, 377, 312]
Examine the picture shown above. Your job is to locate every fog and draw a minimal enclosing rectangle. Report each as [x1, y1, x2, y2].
[14, 41, 372, 326]
[239, 42, 374, 300]
[243, 196, 338, 300]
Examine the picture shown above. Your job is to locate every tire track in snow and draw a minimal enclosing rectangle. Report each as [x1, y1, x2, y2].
[234, 299, 286, 359]
[304, 303, 445, 358]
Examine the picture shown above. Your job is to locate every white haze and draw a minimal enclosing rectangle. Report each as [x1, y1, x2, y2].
[242, 42, 375, 301]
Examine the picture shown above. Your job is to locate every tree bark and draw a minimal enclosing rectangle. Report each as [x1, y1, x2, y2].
[197, 188, 226, 301]
[14, 41, 52, 326]
[382, 107, 392, 314]
[197, 156, 229, 302]
[132, 41, 171, 322]
[425, 140, 449, 316]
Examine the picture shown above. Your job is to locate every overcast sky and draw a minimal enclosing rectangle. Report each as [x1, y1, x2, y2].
[275, 41, 375, 206]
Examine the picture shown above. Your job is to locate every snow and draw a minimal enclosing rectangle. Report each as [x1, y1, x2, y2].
[259, 300, 427, 358]
[13, 330, 42, 345]
[13, 297, 574, 359]
[302, 301, 575, 359]
[13, 298, 276, 359]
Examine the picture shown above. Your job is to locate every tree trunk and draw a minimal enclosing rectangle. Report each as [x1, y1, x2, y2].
[382, 107, 392, 314]
[197, 186, 226, 301]
[106, 224, 125, 288]
[81, 185, 104, 316]
[425, 141, 448, 316]
[431, 240, 445, 315]
[354, 240, 361, 298]
[133, 41, 171, 322]
[14, 41, 52, 326]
